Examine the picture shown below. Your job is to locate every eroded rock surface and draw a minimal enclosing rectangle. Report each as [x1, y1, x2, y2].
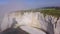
[0, 11, 60, 34]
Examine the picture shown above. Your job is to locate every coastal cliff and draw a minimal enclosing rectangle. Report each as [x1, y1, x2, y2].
[0, 7, 60, 34]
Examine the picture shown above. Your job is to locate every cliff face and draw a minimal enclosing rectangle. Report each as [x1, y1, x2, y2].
[0, 10, 60, 34]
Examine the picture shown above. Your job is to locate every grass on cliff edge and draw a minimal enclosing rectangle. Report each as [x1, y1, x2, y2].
[40, 9, 60, 17]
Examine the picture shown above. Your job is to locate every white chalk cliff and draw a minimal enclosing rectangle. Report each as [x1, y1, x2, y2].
[0, 11, 60, 34]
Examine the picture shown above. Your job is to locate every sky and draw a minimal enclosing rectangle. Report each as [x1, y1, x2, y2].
[0, 0, 60, 12]
[0, 0, 60, 18]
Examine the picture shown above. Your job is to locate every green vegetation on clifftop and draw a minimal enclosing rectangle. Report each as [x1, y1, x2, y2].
[40, 7, 60, 17]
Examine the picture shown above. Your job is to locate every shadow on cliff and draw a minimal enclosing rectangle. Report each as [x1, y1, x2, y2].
[1, 27, 29, 34]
